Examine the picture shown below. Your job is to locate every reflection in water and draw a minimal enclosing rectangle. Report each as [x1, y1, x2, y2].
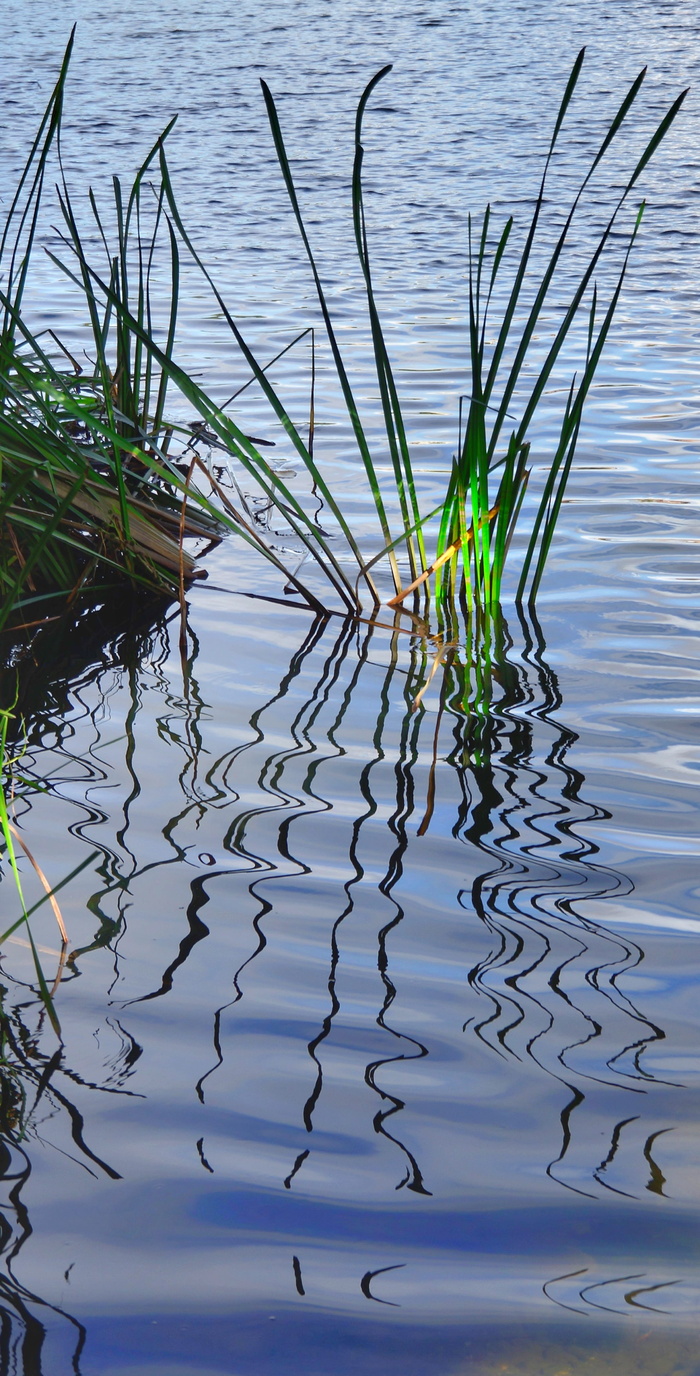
[168, 605, 674, 1214]
[0, 981, 129, 1373]
[453, 611, 671, 1200]
[0, 599, 167, 1372]
[0, 593, 693, 1365]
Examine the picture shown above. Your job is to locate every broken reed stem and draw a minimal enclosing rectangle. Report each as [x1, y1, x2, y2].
[7, 821, 69, 943]
[386, 505, 499, 608]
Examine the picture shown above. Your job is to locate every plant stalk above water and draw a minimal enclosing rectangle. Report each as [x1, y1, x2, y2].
[259, 53, 686, 614]
[0, 38, 688, 638]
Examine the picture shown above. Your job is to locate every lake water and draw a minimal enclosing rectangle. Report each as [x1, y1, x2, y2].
[1, 2, 700, 1373]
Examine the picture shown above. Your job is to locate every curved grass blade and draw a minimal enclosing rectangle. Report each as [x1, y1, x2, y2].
[260, 77, 395, 599]
[352, 66, 425, 582]
[155, 141, 366, 608]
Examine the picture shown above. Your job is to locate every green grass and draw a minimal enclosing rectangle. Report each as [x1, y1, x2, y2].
[259, 53, 686, 616]
[0, 36, 688, 637]
[0, 698, 100, 1034]
[0, 33, 231, 632]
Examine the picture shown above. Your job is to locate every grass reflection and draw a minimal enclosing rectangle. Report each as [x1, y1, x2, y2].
[0, 591, 692, 1358]
[125, 598, 679, 1209]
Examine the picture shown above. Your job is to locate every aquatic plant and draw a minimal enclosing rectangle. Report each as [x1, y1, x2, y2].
[257, 55, 687, 613]
[0, 39, 687, 634]
[133, 51, 685, 616]
[0, 34, 228, 635]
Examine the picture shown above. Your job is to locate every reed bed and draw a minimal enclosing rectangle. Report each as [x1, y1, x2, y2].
[258, 55, 686, 615]
[0, 36, 687, 639]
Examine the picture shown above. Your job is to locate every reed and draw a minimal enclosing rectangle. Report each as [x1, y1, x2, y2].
[0, 39, 687, 635]
[0, 699, 98, 1034]
[111, 49, 685, 618]
[258, 54, 686, 614]
[0, 34, 228, 634]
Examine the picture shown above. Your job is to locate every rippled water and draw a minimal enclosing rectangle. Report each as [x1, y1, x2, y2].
[1, 2, 700, 1374]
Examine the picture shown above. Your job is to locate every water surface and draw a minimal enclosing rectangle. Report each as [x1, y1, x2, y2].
[1, 2, 699, 1373]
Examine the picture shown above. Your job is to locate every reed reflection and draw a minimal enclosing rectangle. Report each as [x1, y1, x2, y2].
[448, 609, 671, 1197]
[0, 591, 690, 1346]
[176, 608, 682, 1210]
[0, 978, 131, 1374]
[174, 603, 678, 1208]
[0, 598, 168, 1373]
[300, 624, 432, 1195]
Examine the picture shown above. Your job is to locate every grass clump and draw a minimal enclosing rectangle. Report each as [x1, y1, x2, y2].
[0, 36, 688, 635]
[258, 53, 686, 614]
[0, 33, 226, 636]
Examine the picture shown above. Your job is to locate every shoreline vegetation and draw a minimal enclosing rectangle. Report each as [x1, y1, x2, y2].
[0, 32, 687, 647]
[0, 33, 687, 1023]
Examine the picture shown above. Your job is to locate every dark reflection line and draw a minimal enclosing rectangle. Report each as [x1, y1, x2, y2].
[221, 614, 336, 863]
[434, 607, 680, 1194]
[196, 1137, 214, 1174]
[542, 1266, 590, 1315]
[0, 1024, 121, 1181]
[417, 644, 454, 836]
[299, 624, 432, 1192]
[284, 1149, 309, 1191]
[360, 1263, 405, 1306]
[543, 1267, 681, 1320]
[302, 630, 374, 1140]
[103, 1018, 143, 1086]
[35, 1080, 122, 1182]
[123, 871, 214, 1005]
[643, 1127, 672, 1196]
[196, 615, 353, 1105]
[624, 1279, 680, 1312]
[579, 1272, 644, 1314]
[0, 1138, 89, 1375]
[522, 612, 673, 1087]
[27, 612, 215, 985]
[120, 609, 339, 1014]
[367, 641, 432, 1194]
[594, 1115, 639, 1198]
[546, 1086, 597, 1199]
[0, 996, 122, 1372]
[32, 1059, 145, 1104]
[292, 1255, 305, 1296]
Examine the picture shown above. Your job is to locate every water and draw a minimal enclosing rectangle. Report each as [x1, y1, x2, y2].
[1, 2, 700, 1373]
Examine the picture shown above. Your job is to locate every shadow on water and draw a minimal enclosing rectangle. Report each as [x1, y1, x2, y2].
[0, 595, 695, 1371]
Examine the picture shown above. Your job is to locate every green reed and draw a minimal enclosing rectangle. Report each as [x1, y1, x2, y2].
[0, 696, 101, 1034]
[0, 38, 687, 634]
[0, 34, 234, 631]
[259, 53, 686, 613]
